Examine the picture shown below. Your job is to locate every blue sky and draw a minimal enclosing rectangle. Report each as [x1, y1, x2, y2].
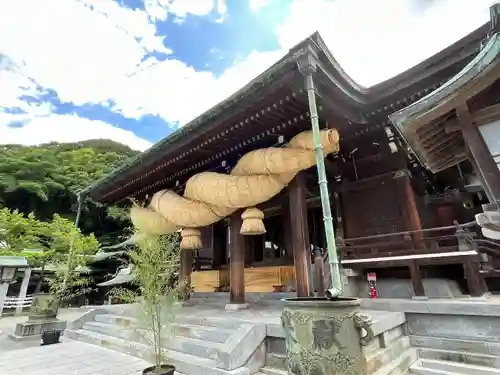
[0, 0, 494, 151]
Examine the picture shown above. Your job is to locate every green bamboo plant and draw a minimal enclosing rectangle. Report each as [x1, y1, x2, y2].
[109, 232, 181, 375]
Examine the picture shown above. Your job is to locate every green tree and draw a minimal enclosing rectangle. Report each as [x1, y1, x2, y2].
[0, 208, 46, 262]
[0, 139, 137, 244]
[108, 233, 181, 374]
[44, 215, 99, 303]
[0, 208, 99, 296]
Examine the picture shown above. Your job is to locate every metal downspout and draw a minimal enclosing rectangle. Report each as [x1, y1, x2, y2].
[304, 73, 343, 298]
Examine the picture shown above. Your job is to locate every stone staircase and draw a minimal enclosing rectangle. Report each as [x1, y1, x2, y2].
[362, 315, 417, 375]
[63, 304, 500, 375]
[65, 310, 266, 375]
[408, 335, 500, 374]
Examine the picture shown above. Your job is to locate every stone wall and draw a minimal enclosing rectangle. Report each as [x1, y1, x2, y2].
[407, 313, 500, 342]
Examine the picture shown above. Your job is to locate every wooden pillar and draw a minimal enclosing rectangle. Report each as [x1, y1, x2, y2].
[314, 250, 325, 297]
[179, 250, 193, 286]
[397, 172, 424, 247]
[458, 105, 500, 203]
[463, 260, 488, 297]
[212, 223, 225, 268]
[333, 192, 345, 241]
[466, 145, 495, 203]
[229, 212, 245, 304]
[288, 173, 313, 297]
[409, 261, 425, 297]
[244, 236, 254, 266]
[282, 196, 294, 260]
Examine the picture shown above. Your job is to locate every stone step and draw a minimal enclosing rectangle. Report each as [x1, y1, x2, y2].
[83, 321, 225, 362]
[417, 347, 500, 369]
[366, 336, 411, 374]
[95, 313, 244, 331]
[65, 329, 250, 375]
[373, 348, 418, 375]
[87, 317, 233, 343]
[410, 364, 459, 375]
[265, 353, 286, 370]
[258, 367, 287, 375]
[85, 313, 266, 371]
[411, 358, 500, 375]
[410, 335, 500, 356]
[174, 324, 233, 343]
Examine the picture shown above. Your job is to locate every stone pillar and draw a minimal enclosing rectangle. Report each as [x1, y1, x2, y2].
[288, 173, 313, 297]
[227, 212, 247, 309]
[16, 268, 31, 315]
[0, 283, 8, 315]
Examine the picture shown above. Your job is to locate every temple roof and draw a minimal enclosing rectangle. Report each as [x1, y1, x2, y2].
[80, 24, 490, 203]
[390, 33, 500, 173]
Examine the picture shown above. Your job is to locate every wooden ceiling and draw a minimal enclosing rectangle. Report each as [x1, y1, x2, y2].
[390, 32, 500, 173]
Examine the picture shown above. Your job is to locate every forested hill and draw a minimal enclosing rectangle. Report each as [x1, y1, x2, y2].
[0, 139, 138, 245]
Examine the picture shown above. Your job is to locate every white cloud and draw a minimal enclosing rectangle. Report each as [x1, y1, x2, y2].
[0, 0, 146, 107]
[249, 0, 270, 11]
[108, 0, 494, 123]
[0, 113, 152, 151]
[144, 0, 225, 22]
[0, 0, 495, 150]
[111, 49, 283, 125]
[77, 0, 171, 54]
[275, 0, 494, 86]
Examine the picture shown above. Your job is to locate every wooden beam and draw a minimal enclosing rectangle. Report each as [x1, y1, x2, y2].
[445, 119, 461, 133]
[457, 104, 500, 202]
[288, 172, 313, 297]
[229, 212, 246, 304]
[472, 102, 500, 126]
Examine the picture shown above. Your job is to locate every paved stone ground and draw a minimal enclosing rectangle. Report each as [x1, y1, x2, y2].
[0, 307, 91, 352]
[0, 340, 154, 375]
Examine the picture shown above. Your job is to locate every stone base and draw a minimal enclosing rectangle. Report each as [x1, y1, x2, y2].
[8, 332, 44, 343]
[14, 319, 66, 337]
[224, 303, 249, 311]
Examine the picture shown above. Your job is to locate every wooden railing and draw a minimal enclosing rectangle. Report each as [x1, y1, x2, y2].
[2, 295, 33, 312]
[322, 221, 487, 293]
[474, 236, 500, 275]
[340, 221, 478, 260]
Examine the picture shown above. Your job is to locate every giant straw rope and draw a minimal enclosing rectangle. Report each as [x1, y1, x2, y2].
[130, 129, 340, 250]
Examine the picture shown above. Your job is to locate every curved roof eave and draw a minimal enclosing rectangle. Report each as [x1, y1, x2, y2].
[79, 52, 297, 199]
[80, 24, 489, 201]
[311, 23, 489, 103]
[389, 33, 500, 172]
[390, 33, 500, 131]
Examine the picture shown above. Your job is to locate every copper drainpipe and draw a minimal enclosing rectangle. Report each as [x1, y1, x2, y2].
[304, 73, 342, 298]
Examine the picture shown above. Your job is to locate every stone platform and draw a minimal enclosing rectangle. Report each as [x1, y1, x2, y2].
[63, 297, 409, 375]
[362, 297, 500, 374]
